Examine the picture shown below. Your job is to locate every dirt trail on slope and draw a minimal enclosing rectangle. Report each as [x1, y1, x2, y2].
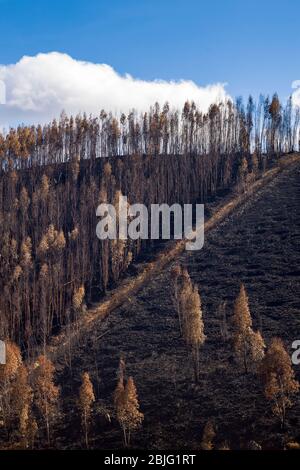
[52, 155, 300, 450]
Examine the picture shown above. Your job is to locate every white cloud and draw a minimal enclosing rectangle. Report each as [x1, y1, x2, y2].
[0, 52, 230, 127]
[0, 79, 5, 104]
[292, 80, 300, 107]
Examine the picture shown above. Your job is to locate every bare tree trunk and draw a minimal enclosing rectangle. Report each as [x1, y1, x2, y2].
[84, 410, 89, 448]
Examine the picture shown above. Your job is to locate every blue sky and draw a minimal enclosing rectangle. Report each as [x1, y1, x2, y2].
[0, 0, 299, 125]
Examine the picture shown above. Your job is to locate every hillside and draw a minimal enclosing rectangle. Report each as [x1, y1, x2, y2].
[1, 97, 300, 452]
[50, 157, 300, 450]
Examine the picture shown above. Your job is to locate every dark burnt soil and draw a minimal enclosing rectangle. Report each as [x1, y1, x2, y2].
[54, 162, 300, 450]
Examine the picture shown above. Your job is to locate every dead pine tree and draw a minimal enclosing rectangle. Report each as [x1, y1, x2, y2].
[260, 338, 299, 430]
[79, 372, 95, 448]
[232, 284, 265, 374]
[114, 359, 143, 447]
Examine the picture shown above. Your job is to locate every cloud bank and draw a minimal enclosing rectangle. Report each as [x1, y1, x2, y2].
[0, 52, 230, 127]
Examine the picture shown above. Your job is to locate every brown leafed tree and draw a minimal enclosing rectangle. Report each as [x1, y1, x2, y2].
[19, 403, 30, 446]
[72, 285, 85, 311]
[184, 285, 206, 382]
[260, 338, 299, 428]
[200, 420, 216, 450]
[10, 364, 33, 446]
[233, 284, 265, 373]
[0, 341, 22, 383]
[79, 372, 95, 448]
[32, 355, 59, 445]
[233, 284, 252, 332]
[178, 270, 205, 382]
[19, 402, 38, 449]
[114, 361, 143, 448]
[0, 341, 22, 433]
